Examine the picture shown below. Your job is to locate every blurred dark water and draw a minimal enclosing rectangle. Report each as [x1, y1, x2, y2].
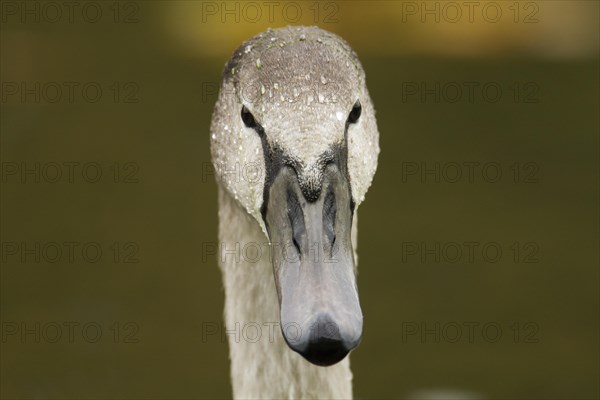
[1, 8, 598, 400]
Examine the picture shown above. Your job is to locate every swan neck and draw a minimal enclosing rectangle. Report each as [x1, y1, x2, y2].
[217, 187, 354, 399]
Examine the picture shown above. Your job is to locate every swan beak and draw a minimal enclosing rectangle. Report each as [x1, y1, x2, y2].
[264, 164, 363, 367]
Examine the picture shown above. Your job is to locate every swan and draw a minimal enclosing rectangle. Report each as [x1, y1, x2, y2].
[210, 26, 380, 399]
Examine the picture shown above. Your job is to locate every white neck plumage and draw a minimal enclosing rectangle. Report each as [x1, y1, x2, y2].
[217, 187, 354, 399]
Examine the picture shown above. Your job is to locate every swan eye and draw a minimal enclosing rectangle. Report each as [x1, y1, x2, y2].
[347, 100, 361, 124]
[241, 106, 257, 128]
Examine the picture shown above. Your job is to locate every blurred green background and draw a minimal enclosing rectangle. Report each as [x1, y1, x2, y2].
[1, 1, 598, 399]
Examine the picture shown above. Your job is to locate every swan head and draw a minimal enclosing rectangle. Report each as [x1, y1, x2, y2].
[211, 26, 379, 366]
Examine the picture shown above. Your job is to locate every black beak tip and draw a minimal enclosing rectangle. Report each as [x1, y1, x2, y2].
[299, 338, 352, 366]
[283, 314, 362, 367]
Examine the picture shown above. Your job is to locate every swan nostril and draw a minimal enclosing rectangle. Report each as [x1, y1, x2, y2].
[330, 235, 336, 257]
[287, 189, 305, 257]
[323, 186, 336, 250]
[292, 236, 301, 257]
